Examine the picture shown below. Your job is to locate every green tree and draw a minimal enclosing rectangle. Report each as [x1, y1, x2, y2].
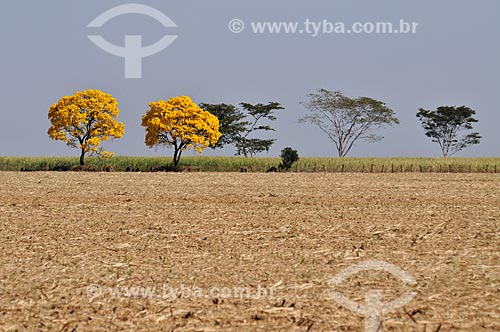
[416, 106, 481, 157]
[279, 147, 299, 171]
[200, 102, 284, 157]
[300, 89, 399, 157]
[198, 103, 247, 149]
[235, 102, 283, 157]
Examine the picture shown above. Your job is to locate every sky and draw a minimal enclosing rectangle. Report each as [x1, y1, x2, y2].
[0, 0, 498, 157]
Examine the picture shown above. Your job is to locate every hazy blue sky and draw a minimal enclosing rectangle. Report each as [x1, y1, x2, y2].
[1, 0, 498, 157]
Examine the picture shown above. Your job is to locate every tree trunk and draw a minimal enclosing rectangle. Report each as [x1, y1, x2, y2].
[337, 145, 345, 158]
[80, 149, 85, 166]
[173, 148, 182, 168]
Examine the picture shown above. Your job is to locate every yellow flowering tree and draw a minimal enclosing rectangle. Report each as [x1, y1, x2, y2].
[141, 96, 221, 167]
[48, 89, 125, 166]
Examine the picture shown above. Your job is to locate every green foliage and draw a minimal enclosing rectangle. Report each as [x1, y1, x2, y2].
[416, 106, 481, 157]
[200, 102, 284, 157]
[300, 89, 399, 157]
[279, 147, 299, 171]
[235, 102, 283, 157]
[0, 156, 498, 173]
[199, 103, 247, 149]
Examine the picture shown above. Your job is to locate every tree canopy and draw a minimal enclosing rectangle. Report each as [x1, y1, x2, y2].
[200, 102, 283, 157]
[198, 103, 247, 149]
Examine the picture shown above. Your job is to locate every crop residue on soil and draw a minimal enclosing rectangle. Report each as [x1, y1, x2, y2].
[0, 172, 498, 331]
